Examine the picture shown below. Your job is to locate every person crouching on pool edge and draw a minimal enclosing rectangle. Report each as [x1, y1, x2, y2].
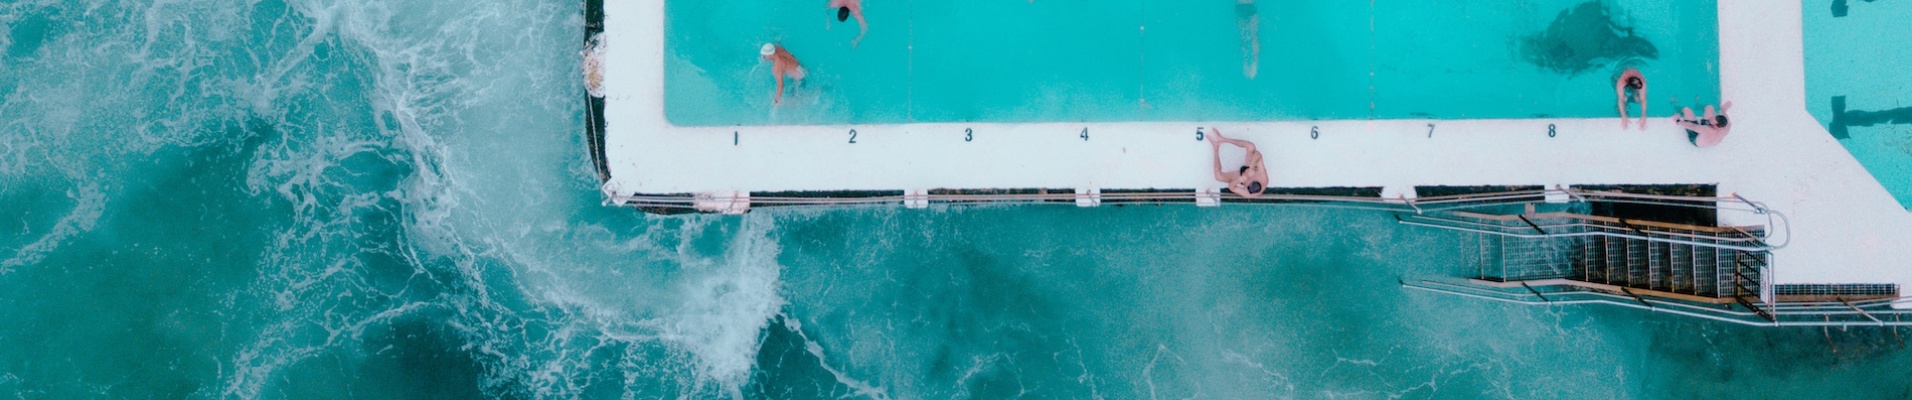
[1208, 128, 1269, 198]
[1673, 101, 1733, 147]
[828, 0, 867, 46]
[762, 43, 805, 105]
[1616, 68, 1647, 130]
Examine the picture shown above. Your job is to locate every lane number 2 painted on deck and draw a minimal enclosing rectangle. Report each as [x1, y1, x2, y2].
[965, 128, 973, 142]
[1080, 128, 1090, 141]
[848, 129, 858, 144]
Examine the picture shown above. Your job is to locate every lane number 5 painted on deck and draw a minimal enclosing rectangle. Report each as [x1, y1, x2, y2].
[1196, 127, 1205, 141]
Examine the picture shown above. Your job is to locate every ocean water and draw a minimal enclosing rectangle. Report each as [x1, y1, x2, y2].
[1803, 0, 1912, 210]
[664, 0, 1719, 126]
[3, 0, 1911, 399]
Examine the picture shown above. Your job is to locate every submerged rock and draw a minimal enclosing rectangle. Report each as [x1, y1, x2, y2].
[1521, 1, 1659, 75]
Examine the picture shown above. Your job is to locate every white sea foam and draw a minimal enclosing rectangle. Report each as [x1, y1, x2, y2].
[782, 316, 892, 400]
[1, 182, 103, 273]
[638, 215, 787, 397]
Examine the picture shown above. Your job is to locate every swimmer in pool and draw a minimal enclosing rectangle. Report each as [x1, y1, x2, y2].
[762, 43, 805, 105]
[1238, 0, 1259, 79]
[1616, 68, 1648, 130]
[1673, 101, 1732, 147]
[1208, 128, 1269, 198]
[828, 0, 867, 46]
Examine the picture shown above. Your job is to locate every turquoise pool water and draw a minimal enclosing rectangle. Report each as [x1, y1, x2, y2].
[665, 0, 1720, 126]
[1805, 0, 1912, 210]
[6, 0, 1910, 398]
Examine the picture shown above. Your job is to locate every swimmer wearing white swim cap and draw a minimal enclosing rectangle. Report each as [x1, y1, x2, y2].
[760, 43, 805, 105]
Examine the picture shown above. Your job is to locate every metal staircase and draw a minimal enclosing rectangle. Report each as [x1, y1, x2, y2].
[1393, 188, 1912, 327]
[1454, 212, 1769, 303]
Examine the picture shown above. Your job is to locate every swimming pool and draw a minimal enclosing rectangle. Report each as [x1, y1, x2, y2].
[663, 0, 1719, 126]
[1804, 0, 1912, 210]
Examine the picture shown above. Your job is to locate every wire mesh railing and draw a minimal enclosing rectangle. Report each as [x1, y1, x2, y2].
[1402, 279, 1912, 327]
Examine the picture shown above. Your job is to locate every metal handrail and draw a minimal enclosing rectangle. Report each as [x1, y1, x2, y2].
[614, 187, 1794, 251]
[1402, 279, 1912, 327]
[613, 187, 1791, 252]
[1396, 215, 1774, 252]
[612, 187, 1766, 211]
[1401, 214, 1766, 243]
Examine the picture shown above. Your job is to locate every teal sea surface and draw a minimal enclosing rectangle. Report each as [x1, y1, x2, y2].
[4, 0, 1911, 398]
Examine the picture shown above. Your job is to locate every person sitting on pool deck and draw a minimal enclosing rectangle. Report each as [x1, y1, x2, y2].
[761, 43, 806, 105]
[1673, 101, 1733, 147]
[1208, 128, 1269, 198]
[829, 0, 867, 46]
[1616, 68, 1648, 130]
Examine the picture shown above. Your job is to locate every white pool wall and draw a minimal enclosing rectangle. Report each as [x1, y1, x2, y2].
[599, 0, 1912, 304]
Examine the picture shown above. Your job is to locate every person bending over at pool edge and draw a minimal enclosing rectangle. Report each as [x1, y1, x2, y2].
[1208, 128, 1269, 198]
[762, 43, 805, 105]
[829, 0, 867, 46]
[1616, 68, 1647, 130]
[1673, 101, 1732, 147]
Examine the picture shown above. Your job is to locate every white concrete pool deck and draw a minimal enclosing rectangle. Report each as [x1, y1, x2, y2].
[599, 1, 1912, 295]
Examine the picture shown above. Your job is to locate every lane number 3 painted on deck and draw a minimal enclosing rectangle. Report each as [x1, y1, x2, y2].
[965, 128, 973, 142]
